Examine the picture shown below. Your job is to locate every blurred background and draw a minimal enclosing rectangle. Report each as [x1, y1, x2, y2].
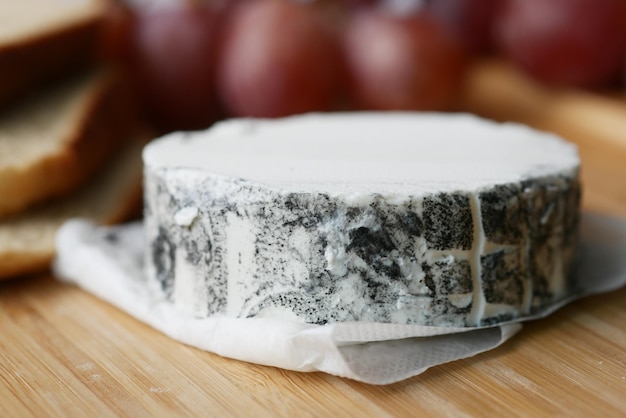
[100, 0, 626, 132]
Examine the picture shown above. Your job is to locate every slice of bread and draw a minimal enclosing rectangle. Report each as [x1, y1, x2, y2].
[0, 0, 106, 106]
[0, 68, 134, 218]
[0, 134, 145, 281]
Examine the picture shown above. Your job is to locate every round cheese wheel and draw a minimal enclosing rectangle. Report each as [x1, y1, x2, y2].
[143, 112, 581, 327]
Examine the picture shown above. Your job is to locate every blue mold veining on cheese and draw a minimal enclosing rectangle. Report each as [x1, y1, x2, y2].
[144, 166, 580, 327]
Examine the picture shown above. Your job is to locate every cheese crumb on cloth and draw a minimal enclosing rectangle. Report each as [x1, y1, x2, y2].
[53, 213, 626, 385]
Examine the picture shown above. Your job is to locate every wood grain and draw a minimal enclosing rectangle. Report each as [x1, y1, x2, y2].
[2, 62, 626, 417]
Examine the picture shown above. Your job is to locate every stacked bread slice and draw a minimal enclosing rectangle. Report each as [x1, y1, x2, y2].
[0, 0, 146, 280]
[0, 0, 104, 107]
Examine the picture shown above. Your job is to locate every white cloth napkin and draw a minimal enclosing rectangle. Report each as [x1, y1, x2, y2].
[53, 213, 626, 385]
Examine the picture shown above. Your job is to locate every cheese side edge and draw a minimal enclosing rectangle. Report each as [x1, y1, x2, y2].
[143, 163, 581, 327]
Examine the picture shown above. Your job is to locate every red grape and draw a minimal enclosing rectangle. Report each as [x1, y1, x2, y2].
[342, 10, 467, 111]
[496, 0, 626, 88]
[99, 1, 136, 64]
[130, 3, 222, 131]
[340, 0, 379, 8]
[217, 0, 341, 118]
[424, 0, 499, 54]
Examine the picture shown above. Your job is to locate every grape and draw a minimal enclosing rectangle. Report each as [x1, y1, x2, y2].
[424, 0, 499, 54]
[340, 0, 379, 8]
[216, 0, 341, 118]
[496, 0, 626, 88]
[130, 3, 222, 131]
[342, 10, 467, 111]
[99, 1, 136, 64]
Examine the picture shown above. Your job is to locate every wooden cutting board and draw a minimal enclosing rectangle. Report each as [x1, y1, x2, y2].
[2, 63, 626, 417]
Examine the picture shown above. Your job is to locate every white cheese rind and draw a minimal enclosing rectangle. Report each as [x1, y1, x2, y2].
[143, 113, 581, 327]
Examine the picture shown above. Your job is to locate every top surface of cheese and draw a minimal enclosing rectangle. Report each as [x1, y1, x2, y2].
[143, 112, 579, 195]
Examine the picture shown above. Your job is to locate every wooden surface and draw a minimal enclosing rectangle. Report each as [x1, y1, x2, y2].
[2, 63, 626, 417]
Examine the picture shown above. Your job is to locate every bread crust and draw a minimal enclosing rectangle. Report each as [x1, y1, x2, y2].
[0, 4, 103, 107]
[0, 71, 136, 218]
[0, 135, 146, 281]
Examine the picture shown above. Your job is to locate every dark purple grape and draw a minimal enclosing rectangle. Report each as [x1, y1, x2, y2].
[342, 10, 468, 111]
[425, 0, 499, 54]
[217, 0, 341, 118]
[130, 3, 222, 131]
[496, 0, 626, 88]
